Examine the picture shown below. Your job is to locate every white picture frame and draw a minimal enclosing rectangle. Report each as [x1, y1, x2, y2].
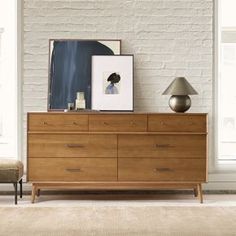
[91, 55, 134, 111]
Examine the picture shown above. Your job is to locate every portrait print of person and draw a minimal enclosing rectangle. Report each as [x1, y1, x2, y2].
[103, 72, 121, 94]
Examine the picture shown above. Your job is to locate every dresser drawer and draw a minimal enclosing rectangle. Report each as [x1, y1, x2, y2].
[89, 114, 147, 132]
[28, 158, 117, 181]
[118, 158, 206, 181]
[148, 114, 207, 132]
[28, 113, 88, 132]
[28, 134, 117, 158]
[118, 134, 206, 158]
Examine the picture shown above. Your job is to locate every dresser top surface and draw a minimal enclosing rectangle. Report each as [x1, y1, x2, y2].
[28, 111, 208, 116]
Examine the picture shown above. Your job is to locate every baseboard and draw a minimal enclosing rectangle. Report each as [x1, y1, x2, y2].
[203, 182, 236, 191]
[1, 182, 236, 195]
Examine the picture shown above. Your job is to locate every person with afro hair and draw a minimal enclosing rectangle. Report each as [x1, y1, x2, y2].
[105, 72, 120, 94]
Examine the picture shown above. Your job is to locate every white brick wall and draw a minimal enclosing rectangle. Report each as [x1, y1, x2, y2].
[23, 0, 213, 162]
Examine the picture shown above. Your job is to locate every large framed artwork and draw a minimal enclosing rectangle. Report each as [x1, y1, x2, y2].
[91, 55, 134, 111]
[48, 39, 121, 110]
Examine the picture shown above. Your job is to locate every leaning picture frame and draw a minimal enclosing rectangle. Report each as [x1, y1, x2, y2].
[48, 39, 121, 111]
[91, 55, 134, 111]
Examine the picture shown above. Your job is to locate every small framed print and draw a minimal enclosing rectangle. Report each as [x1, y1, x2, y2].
[91, 55, 134, 111]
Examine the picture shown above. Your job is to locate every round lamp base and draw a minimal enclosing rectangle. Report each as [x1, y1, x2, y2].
[169, 95, 191, 113]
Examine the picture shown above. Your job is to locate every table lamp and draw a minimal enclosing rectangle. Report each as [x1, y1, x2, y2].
[162, 77, 198, 112]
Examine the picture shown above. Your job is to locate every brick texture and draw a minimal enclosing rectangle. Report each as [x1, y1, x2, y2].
[23, 0, 213, 162]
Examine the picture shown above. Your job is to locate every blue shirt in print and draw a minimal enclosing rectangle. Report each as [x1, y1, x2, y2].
[105, 84, 119, 94]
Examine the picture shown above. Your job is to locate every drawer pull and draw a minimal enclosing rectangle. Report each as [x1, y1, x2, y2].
[154, 168, 172, 172]
[73, 122, 78, 125]
[103, 122, 109, 125]
[156, 144, 171, 148]
[43, 121, 48, 125]
[66, 144, 84, 148]
[66, 168, 81, 172]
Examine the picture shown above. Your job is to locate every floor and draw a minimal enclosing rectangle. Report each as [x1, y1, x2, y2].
[1, 192, 236, 207]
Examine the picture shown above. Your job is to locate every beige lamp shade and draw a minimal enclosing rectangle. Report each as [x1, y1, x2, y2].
[162, 77, 198, 95]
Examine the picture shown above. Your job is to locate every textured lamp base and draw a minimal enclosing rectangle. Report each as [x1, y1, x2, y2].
[169, 95, 191, 113]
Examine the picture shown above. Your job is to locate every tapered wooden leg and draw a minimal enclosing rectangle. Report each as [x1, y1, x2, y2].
[197, 183, 203, 203]
[31, 184, 37, 203]
[193, 187, 198, 197]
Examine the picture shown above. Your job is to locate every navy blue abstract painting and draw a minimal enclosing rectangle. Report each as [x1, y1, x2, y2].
[49, 40, 120, 109]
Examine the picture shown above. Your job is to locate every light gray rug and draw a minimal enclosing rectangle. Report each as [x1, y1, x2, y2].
[0, 206, 236, 236]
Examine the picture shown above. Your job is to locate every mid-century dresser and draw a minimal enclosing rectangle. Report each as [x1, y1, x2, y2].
[27, 112, 208, 203]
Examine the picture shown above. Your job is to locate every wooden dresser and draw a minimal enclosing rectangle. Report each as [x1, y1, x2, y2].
[27, 112, 208, 203]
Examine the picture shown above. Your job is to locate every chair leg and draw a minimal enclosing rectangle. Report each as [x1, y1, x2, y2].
[19, 179, 23, 198]
[13, 183, 17, 205]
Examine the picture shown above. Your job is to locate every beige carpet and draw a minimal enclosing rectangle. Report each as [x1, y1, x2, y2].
[0, 206, 236, 236]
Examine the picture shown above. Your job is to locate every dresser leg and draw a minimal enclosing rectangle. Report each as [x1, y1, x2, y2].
[31, 184, 37, 203]
[197, 183, 203, 203]
[37, 189, 40, 197]
[193, 187, 198, 197]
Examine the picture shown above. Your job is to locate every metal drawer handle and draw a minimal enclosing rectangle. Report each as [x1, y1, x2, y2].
[66, 168, 81, 172]
[103, 122, 109, 125]
[156, 144, 171, 148]
[154, 168, 172, 172]
[66, 144, 84, 148]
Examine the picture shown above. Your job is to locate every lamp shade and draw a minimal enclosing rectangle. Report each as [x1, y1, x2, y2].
[162, 77, 198, 95]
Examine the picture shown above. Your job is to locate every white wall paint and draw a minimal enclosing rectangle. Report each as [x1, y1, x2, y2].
[23, 0, 213, 168]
